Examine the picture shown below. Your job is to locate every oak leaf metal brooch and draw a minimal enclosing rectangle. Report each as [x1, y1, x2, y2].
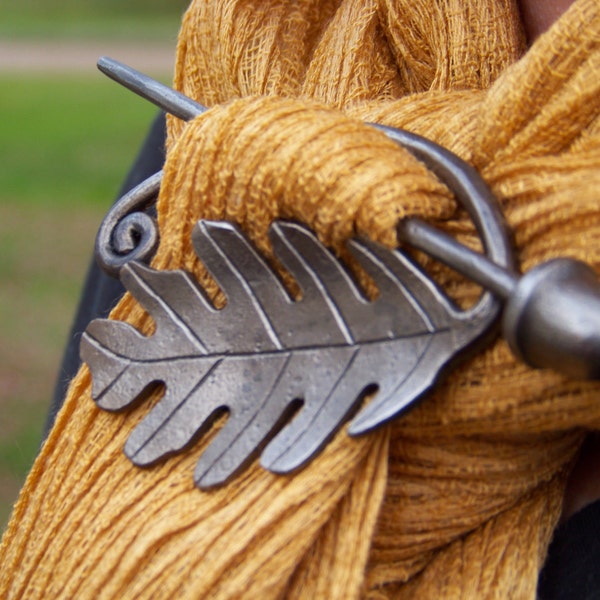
[81, 58, 600, 489]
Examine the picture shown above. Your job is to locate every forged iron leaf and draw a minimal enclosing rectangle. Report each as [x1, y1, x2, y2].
[81, 220, 491, 488]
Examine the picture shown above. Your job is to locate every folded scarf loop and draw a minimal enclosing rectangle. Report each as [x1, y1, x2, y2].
[1, 0, 600, 597]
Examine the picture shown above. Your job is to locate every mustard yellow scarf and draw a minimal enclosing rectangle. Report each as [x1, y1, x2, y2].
[2, 0, 600, 597]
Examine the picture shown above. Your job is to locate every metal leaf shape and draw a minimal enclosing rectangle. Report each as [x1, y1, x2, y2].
[81, 220, 493, 488]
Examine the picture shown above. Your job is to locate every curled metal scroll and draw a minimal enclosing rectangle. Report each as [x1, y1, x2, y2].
[95, 170, 162, 277]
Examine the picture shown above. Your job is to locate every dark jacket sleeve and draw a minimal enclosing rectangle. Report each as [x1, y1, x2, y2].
[538, 499, 600, 599]
[46, 112, 167, 434]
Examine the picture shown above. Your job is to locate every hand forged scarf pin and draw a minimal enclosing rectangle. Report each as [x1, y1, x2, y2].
[81, 58, 600, 489]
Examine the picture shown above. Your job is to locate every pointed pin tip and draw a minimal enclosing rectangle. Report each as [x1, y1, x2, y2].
[97, 56, 127, 80]
[97, 55, 113, 71]
[95, 56, 206, 122]
[95, 56, 142, 93]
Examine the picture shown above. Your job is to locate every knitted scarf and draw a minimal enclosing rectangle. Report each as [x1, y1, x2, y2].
[2, 0, 600, 597]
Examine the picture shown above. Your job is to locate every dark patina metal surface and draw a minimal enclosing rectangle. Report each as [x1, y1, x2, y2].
[82, 218, 504, 488]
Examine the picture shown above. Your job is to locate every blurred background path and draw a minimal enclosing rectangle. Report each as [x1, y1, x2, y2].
[1, 0, 188, 530]
[0, 39, 175, 73]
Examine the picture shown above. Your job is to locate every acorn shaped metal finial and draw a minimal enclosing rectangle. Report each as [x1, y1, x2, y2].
[503, 258, 600, 379]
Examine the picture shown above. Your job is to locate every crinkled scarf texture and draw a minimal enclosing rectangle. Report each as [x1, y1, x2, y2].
[2, 0, 600, 598]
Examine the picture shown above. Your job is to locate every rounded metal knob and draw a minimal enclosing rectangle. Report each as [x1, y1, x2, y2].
[502, 259, 600, 379]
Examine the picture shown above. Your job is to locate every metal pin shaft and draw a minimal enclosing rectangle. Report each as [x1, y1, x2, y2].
[97, 57, 600, 380]
[397, 218, 518, 298]
[96, 57, 515, 298]
[98, 57, 207, 121]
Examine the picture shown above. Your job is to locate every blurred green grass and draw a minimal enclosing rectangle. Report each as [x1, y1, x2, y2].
[0, 70, 167, 528]
[3, 0, 189, 40]
[2, 75, 162, 207]
[0, 0, 188, 533]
